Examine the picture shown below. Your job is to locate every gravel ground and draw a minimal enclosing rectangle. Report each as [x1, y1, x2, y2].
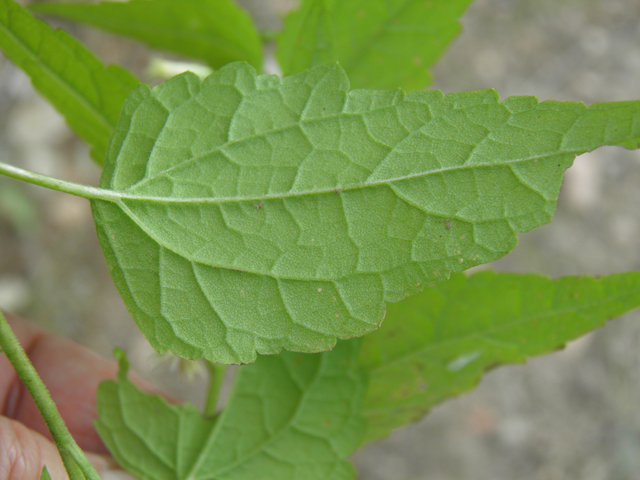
[1, 1, 640, 479]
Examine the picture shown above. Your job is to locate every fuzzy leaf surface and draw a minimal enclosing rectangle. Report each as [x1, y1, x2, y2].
[96, 341, 366, 480]
[277, 0, 474, 90]
[0, 0, 139, 163]
[359, 271, 640, 444]
[91, 62, 640, 364]
[32, 0, 263, 71]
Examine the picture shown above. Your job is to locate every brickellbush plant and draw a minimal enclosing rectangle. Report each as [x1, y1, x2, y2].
[1, 1, 640, 478]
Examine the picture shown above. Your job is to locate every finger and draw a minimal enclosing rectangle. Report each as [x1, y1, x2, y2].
[0, 314, 168, 455]
[0, 415, 135, 480]
[0, 315, 118, 455]
[0, 415, 68, 480]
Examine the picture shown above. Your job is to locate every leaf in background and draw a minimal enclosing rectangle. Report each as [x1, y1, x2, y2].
[358, 271, 640, 444]
[0, 0, 138, 164]
[277, 0, 474, 90]
[91, 62, 640, 364]
[96, 342, 366, 480]
[32, 0, 263, 71]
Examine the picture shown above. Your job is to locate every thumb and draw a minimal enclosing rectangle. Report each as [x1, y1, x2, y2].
[0, 415, 68, 480]
[0, 416, 135, 480]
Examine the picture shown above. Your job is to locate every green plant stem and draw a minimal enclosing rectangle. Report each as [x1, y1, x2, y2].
[0, 311, 102, 480]
[0, 160, 109, 200]
[204, 361, 228, 417]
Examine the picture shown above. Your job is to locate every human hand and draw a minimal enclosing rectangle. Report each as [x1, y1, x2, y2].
[0, 314, 149, 480]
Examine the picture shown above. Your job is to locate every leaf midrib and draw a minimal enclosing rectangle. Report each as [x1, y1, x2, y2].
[106, 152, 561, 282]
[184, 358, 326, 480]
[102, 152, 567, 205]
[362, 285, 640, 383]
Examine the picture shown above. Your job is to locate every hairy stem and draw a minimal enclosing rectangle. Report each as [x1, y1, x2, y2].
[0, 311, 102, 480]
[204, 361, 228, 417]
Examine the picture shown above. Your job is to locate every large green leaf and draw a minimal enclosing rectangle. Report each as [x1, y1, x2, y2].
[359, 271, 640, 444]
[0, 0, 138, 164]
[96, 341, 366, 480]
[277, 0, 474, 90]
[91, 61, 640, 364]
[32, 0, 263, 71]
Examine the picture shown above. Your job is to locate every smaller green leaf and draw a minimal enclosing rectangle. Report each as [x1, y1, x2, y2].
[96, 341, 366, 480]
[40, 467, 52, 480]
[0, 0, 139, 163]
[358, 271, 640, 444]
[32, 0, 263, 71]
[277, 0, 474, 90]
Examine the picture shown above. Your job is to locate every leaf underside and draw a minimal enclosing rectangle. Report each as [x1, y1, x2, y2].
[0, 0, 138, 164]
[92, 61, 640, 364]
[96, 341, 366, 480]
[358, 271, 640, 444]
[32, 0, 263, 71]
[277, 0, 475, 90]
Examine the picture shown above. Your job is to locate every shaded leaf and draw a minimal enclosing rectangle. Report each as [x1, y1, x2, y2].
[358, 271, 640, 444]
[32, 0, 263, 71]
[96, 342, 366, 480]
[0, 0, 139, 163]
[91, 62, 640, 364]
[277, 0, 474, 90]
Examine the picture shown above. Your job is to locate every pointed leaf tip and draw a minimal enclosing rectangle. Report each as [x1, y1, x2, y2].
[359, 271, 640, 443]
[39, 467, 52, 480]
[277, 0, 476, 90]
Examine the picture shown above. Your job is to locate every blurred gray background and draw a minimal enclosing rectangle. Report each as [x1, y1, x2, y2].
[1, 0, 640, 478]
